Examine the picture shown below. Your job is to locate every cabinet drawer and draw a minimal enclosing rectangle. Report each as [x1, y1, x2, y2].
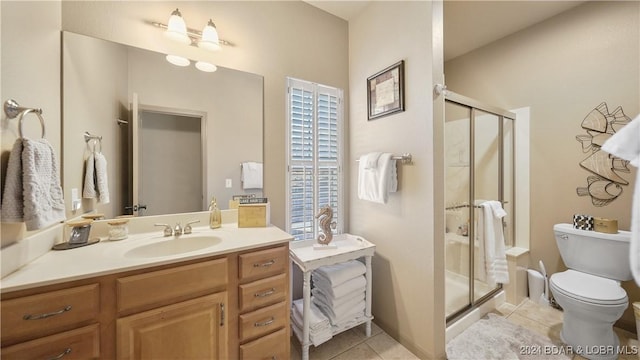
[240, 328, 288, 360]
[117, 258, 227, 314]
[239, 246, 287, 281]
[239, 301, 287, 342]
[1, 324, 100, 360]
[1, 284, 99, 344]
[239, 273, 286, 312]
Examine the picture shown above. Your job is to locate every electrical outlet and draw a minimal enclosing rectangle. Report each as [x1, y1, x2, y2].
[225, 179, 232, 188]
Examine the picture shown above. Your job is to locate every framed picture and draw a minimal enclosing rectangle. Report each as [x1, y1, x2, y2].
[367, 60, 405, 120]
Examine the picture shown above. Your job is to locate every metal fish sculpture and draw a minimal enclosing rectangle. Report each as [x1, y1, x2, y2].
[581, 102, 609, 133]
[576, 175, 623, 207]
[579, 150, 629, 185]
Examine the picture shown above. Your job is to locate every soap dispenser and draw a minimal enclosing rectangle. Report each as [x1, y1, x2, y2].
[209, 197, 221, 229]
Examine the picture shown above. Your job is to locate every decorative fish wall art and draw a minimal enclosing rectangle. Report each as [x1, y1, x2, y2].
[575, 102, 631, 207]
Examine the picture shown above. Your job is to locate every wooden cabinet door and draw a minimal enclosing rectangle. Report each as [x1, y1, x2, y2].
[117, 292, 227, 360]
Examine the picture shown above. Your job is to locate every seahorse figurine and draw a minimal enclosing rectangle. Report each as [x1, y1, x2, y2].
[315, 205, 337, 245]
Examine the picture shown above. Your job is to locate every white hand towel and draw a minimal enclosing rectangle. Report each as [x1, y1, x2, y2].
[1, 139, 25, 222]
[480, 201, 509, 286]
[364, 152, 382, 169]
[312, 260, 366, 288]
[312, 274, 366, 299]
[21, 138, 66, 231]
[357, 152, 395, 204]
[94, 152, 110, 204]
[83, 153, 96, 199]
[241, 161, 263, 189]
[331, 312, 367, 333]
[602, 114, 640, 285]
[290, 312, 332, 346]
[292, 298, 331, 330]
[388, 159, 398, 193]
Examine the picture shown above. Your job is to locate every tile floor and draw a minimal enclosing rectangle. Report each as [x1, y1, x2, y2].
[289, 299, 640, 360]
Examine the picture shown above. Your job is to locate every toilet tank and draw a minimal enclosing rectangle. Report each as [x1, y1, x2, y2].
[554, 223, 632, 281]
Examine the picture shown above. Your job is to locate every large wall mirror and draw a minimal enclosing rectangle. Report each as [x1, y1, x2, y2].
[62, 32, 264, 219]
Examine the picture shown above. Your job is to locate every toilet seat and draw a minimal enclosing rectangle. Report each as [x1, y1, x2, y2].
[550, 270, 628, 305]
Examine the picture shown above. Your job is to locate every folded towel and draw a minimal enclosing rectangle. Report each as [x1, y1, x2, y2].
[312, 260, 366, 288]
[291, 298, 333, 346]
[312, 286, 365, 308]
[1, 139, 25, 222]
[94, 152, 110, 204]
[313, 296, 366, 325]
[241, 161, 263, 189]
[312, 274, 366, 299]
[479, 201, 509, 286]
[331, 312, 368, 334]
[357, 152, 395, 204]
[291, 313, 332, 347]
[292, 298, 331, 331]
[83, 153, 96, 199]
[21, 138, 66, 230]
[602, 114, 640, 285]
[388, 159, 398, 193]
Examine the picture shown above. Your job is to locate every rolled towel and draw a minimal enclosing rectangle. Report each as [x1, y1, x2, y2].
[312, 260, 366, 288]
[312, 275, 366, 300]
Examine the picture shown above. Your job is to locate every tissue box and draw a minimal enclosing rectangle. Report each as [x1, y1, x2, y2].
[573, 214, 594, 230]
[238, 202, 270, 228]
[594, 217, 618, 234]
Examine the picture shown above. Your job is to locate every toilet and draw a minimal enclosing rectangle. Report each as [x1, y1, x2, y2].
[549, 223, 631, 360]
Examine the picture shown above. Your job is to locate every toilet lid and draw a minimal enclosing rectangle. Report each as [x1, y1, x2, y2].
[550, 270, 628, 305]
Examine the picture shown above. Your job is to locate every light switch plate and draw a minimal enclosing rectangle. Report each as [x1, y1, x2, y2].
[225, 179, 232, 188]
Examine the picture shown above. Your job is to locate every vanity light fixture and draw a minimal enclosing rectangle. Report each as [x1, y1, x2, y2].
[153, 9, 232, 50]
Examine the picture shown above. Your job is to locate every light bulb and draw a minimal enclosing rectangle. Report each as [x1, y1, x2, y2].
[166, 54, 190, 67]
[195, 61, 218, 72]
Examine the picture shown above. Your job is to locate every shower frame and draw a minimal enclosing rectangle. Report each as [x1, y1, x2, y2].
[444, 90, 516, 324]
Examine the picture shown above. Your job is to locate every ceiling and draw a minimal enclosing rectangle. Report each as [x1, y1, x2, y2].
[303, 1, 585, 61]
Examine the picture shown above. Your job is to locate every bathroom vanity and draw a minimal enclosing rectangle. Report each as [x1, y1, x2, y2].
[0, 223, 292, 359]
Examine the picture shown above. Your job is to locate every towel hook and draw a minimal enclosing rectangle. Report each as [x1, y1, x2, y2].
[4, 99, 45, 138]
[84, 132, 103, 153]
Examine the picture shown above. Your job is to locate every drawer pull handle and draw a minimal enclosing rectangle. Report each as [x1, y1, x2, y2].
[255, 288, 275, 298]
[47, 348, 71, 360]
[220, 303, 225, 327]
[253, 259, 275, 268]
[23, 305, 72, 320]
[254, 317, 275, 327]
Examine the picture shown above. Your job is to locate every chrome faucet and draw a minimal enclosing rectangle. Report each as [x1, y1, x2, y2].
[154, 223, 173, 237]
[184, 220, 200, 234]
[173, 223, 183, 236]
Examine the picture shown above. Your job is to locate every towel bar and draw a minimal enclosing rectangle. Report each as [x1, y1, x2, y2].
[356, 153, 412, 165]
[4, 99, 46, 138]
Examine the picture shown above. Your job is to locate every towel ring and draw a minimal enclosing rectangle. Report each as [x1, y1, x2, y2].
[18, 109, 46, 139]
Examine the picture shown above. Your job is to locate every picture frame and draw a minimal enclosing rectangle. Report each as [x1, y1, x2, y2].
[367, 60, 405, 120]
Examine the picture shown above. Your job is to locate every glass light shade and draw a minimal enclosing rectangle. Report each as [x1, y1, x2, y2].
[195, 61, 217, 73]
[166, 55, 190, 67]
[165, 9, 190, 44]
[198, 19, 221, 51]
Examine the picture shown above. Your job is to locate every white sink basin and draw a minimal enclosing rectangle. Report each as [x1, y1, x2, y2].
[124, 236, 222, 258]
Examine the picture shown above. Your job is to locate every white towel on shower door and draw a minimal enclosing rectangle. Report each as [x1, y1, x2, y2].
[602, 114, 640, 286]
[479, 201, 509, 287]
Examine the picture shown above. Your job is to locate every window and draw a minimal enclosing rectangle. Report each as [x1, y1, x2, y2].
[286, 78, 344, 241]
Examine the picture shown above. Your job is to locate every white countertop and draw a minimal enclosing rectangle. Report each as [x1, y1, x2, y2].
[1, 224, 292, 293]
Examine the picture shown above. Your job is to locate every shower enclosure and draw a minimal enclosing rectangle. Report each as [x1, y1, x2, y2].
[444, 90, 515, 322]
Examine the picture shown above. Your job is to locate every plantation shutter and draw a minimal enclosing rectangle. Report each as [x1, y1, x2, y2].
[287, 78, 343, 241]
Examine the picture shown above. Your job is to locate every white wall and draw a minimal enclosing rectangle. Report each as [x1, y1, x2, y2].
[1, 1, 61, 246]
[350, 2, 444, 358]
[445, 1, 640, 331]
